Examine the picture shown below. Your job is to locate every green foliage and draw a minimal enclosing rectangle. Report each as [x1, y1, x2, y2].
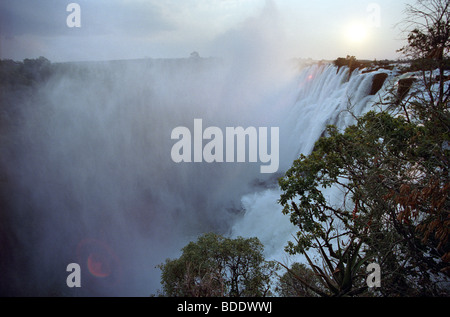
[276, 262, 322, 297]
[334, 56, 364, 76]
[279, 108, 449, 295]
[333, 56, 386, 77]
[0, 57, 52, 88]
[157, 233, 279, 297]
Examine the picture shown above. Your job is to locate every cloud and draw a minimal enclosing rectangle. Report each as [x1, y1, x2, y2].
[208, 0, 287, 63]
[0, 0, 176, 38]
[0, 0, 66, 37]
[0, 0, 413, 62]
[0, 0, 183, 61]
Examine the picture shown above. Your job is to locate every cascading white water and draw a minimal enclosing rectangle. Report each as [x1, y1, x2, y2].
[230, 62, 396, 264]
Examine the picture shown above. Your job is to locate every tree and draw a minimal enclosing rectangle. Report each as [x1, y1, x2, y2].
[0, 57, 52, 87]
[278, 0, 450, 297]
[276, 262, 323, 297]
[157, 233, 278, 297]
[395, 1, 450, 280]
[398, 0, 449, 60]
[397, 0, 450, 106]
[279, 107, 449, 296]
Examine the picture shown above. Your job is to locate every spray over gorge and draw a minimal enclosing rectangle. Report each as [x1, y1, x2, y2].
[0, 51, 396, 296]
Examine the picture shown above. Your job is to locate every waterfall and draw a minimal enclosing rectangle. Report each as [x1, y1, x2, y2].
[230, 62, 396, 264]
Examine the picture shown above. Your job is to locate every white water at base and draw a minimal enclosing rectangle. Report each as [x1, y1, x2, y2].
[230, 63, 396, 264]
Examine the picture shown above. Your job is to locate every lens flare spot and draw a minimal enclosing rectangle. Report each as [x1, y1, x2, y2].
[87, 252, 112, 278]
[76, 238, 121, 286]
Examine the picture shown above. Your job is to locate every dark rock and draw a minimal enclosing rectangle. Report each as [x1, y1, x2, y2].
[370, 73, 388, 95]
[397, 77, 416, 101]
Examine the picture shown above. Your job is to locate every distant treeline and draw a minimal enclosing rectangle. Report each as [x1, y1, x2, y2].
[0, 56, 53, 88]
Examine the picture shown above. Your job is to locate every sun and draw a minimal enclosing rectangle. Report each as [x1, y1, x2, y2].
[345, 23, 368, 43]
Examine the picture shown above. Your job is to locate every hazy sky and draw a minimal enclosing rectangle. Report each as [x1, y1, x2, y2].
[0, 0, 416, 62]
